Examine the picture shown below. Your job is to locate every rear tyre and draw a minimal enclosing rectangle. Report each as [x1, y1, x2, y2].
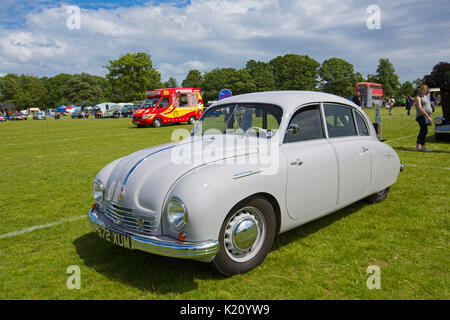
[152, 118, 162, 128]
[213, 198, 276, 277]
[366, 187, 390, 204]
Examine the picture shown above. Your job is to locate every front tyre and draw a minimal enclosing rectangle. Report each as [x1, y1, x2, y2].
[188, 116, 197, 125]
[152, 117, 162, 128]
[213, 198, 276, 276]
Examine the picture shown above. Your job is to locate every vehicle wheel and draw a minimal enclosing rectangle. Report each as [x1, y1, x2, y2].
[152, 118, 162, 128]
[366, 187, 390, 204]
[213, 198, 276, 276]
[188, 116, 197, 125]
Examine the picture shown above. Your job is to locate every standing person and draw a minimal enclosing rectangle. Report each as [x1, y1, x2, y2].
[415, 85, 433, 152]
[388, 97, 395, 116]
[405, 96, 414, 116]
[352, 91, 365, 109]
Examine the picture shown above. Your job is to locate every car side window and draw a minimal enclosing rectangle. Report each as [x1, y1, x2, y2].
[323, 104, 357, 138]
[284, 105, 324, 143]
[354, 111, 369, 136]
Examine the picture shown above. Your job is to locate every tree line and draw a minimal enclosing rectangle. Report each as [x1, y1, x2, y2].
[0, 52, 432, 111]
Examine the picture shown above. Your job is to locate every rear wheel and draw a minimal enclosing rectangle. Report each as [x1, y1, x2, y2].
[213, 198, 276, 276]
[152, 118, 162, 128]
[366, 187, 390, 204]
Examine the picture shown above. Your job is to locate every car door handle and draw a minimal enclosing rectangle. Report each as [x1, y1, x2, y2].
[290, 159, 304, 166]
[362, 146, 369, 153]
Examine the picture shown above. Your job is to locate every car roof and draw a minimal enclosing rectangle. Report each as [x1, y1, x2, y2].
[212, 91, 359, 113]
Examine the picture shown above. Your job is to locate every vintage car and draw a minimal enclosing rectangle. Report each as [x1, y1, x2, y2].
[88, 91, 402, 276]
[434, 114, 450, 140]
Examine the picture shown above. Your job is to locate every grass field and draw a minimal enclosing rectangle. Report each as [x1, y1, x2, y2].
[0, 107, 448, 300]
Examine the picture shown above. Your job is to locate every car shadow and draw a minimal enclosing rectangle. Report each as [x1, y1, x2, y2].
[272, 200, 367, 252]
[73, 233, 222, 294]
[74, 200, 369, 294]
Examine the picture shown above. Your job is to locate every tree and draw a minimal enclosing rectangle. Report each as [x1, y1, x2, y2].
[182, 69, 203, 88]
[0, 74, 47, 109]
[201, 68, 256, 102]
[269, 54, 320, 91]
[423, 62, 450, 118]
[355, 72, 365, 83]
[413, 78, 423, 89]
[62, 73, 108, 106]
[105, 52, 162, 102]
[374, 58, 400, 97]
[319, 57, 356, 97]
[41, 73, 73, 108]
[245, 60, 275, 92]
[399, 81, 415, 97]
[164, 77, 178, 88]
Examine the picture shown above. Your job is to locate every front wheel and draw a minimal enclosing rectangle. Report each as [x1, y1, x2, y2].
[152, 118, 162, 128]
[188, 116, 197, 125]
[213, 198, 276, 276]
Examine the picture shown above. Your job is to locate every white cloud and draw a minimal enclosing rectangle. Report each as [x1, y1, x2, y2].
[0, 0, 448, 83]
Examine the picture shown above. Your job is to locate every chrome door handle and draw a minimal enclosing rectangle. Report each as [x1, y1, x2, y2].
[362, 146, 369, 152]
[290, 159, 304, 166]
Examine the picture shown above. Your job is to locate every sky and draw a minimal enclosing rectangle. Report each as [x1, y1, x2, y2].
[0, 0, 449, 85]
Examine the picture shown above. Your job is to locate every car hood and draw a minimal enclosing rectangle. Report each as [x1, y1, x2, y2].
[96, 136, 261, 230]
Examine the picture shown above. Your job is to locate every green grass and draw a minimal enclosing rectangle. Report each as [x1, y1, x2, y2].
[0, 108, 448, 300]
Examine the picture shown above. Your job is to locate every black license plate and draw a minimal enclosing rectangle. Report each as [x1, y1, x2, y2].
[96, 225, 131, 249]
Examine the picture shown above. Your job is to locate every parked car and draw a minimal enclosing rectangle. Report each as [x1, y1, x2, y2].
[0, 114, 6, 122]
[88, 91, 402, 276]
[434, 114, 450, 140]
[11, 112, 26, 120]
[71, 110, 84, 119]
[33, 111, 46, 120]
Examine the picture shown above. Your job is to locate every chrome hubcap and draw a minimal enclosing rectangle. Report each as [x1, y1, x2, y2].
[224, 206, 266, 262]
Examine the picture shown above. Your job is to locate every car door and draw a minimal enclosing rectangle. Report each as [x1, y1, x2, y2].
[323, 103, 372, 203]
[281, 104, 339, 220]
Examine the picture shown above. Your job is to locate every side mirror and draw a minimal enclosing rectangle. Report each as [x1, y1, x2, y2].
[287, 124, 300, 136]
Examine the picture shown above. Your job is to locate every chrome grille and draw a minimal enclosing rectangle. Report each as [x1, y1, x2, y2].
[101, 201, 157, 235]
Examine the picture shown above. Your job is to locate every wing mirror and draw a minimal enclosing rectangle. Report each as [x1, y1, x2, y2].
[287, 124, 300, 136]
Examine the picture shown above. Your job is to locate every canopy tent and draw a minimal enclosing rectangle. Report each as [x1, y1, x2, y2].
[56, 105, 67, 112]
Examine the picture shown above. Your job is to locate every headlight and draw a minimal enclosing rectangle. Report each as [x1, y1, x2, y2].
[92, 179, 104, 204]
[434, 117, 443, 125]
[166, 197, 187, 229]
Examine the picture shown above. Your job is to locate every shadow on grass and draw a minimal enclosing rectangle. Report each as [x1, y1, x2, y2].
[73, 233, 222, 294]
[272, 200, 368, 252]
[394, 146, 450, 154]
[74, 200, 369, 293]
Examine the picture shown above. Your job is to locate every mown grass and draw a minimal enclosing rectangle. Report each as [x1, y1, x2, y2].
[0, 107, 448, 300]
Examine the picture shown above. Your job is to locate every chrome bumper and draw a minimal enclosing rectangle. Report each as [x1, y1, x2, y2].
[88, 209, 220, 260]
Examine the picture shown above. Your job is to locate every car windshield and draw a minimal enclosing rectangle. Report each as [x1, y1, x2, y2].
[140, 97, 161, 109]
[193, 103, 283, 138]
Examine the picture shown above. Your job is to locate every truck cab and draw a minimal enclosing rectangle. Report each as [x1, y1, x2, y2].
[132, 88, 204, 128]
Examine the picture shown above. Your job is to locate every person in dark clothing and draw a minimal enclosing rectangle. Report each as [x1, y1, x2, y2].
[352, 91, 365, 108]
[405, 96, 414, 116]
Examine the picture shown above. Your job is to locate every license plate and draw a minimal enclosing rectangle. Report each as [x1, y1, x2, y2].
[96, 225, 131, 249]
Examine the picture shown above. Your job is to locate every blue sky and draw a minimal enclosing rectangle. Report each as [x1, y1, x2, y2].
[0, 0, 449, 85]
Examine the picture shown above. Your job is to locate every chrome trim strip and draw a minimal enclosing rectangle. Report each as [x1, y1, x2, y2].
[88, 209, 220, 259]
[232, 170, 263, 179]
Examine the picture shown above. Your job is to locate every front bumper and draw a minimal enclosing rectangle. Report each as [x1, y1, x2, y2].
[88, 209, 220, 261]
[434, 124, 450, 134]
